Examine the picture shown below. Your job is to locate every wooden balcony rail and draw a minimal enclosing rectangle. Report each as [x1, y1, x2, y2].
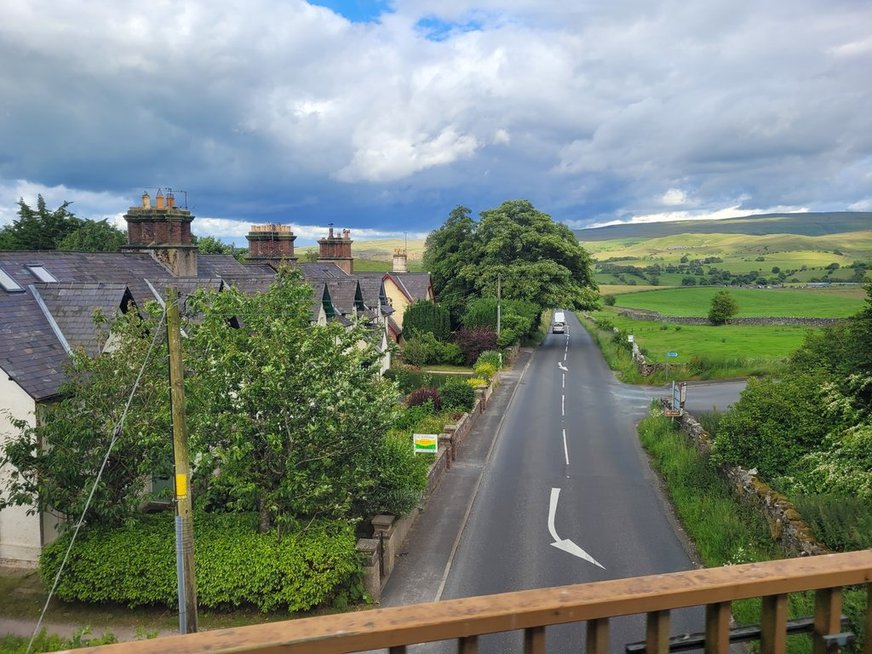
[66, 550, 871, 654]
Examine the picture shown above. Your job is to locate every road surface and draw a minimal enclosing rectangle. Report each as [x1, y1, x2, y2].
[381, 311, 745, 653]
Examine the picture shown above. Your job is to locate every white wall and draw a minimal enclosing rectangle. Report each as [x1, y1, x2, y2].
[0, 372, 44, 566]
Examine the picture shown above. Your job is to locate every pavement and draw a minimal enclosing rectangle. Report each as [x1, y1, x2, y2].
[379, 347, 534, 607]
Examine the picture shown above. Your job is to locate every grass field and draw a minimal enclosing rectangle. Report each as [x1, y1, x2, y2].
[589, 310, 810, 377]
[611, 286, 864, 318]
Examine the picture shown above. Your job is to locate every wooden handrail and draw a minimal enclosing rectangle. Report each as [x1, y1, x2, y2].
[64, 551, 872, 654]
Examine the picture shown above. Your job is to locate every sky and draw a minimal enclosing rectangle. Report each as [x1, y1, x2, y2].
[1, 0, 871, 246]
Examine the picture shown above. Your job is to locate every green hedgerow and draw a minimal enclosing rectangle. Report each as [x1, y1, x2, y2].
[39, 513, 362, 613]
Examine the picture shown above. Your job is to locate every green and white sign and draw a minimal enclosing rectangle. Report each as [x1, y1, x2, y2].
[413, 433, 438, 454]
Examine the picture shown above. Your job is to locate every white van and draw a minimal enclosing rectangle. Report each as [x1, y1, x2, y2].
[552, 310, 566, 334]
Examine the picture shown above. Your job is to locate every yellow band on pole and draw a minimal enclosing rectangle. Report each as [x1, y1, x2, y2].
[175, 473, 188, 499]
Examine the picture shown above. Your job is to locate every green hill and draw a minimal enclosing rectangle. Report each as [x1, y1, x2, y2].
[576, 212, 872, 241]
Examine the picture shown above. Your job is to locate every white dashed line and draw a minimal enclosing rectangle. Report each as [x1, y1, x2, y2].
[562, 428, 570, 465]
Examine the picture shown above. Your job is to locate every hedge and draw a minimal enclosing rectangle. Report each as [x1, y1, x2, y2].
[40, 513, 363, 613]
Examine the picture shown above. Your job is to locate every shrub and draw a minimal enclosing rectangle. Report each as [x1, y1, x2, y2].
[400, 333, 464, 366]
[461, 298, 539, 346]
[406, 387, 442, 412]
[440, 378, 476, 412]
[467, 377, 488, 389]
[473, 361, 497, 381]
[39, 513, 361, 612]
[403, 301, 451, 342]
[365, 430, 429, 517]
[384, 365, 422, 394]
[793, 495, 872, 551]
[603, 295, 616, 306]
[454, 327, 498, 365]
[712, 374, 829, 480]
[475, 350, 503, 370]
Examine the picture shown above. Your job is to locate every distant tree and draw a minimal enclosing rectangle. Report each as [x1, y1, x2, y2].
[58, 219, 126, 252]
[0, 195, 83, 250]
[195, 235, 235, 255]
[708, 290, 739, 325]
[771, 266, 781, 274]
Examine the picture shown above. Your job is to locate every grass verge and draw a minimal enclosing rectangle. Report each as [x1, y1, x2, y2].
[638, 409, 867, 653]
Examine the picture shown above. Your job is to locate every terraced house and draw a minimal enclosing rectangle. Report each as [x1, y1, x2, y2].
[0, 192, 430, 565]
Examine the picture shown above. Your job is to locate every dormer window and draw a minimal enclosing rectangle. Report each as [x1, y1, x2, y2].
[27, 264, 58, 283]
[0, 266, 24, 292]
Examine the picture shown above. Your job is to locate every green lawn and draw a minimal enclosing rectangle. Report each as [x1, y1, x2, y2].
[612, 286, 864, 318]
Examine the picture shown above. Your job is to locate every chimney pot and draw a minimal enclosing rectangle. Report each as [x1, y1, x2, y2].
[141, 192, 151, 209]
[166, 192, 175, 209]
[155, 191, 165, 209]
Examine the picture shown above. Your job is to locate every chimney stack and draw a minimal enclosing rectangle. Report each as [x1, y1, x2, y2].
[392, 248, 408, 273]
[317, 225, 354, 275]
[122, 189, 197, 277]
[244, 224, 297, 268]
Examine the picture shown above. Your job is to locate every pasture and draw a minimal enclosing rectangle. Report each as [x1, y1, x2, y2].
[592, 310, 809, 370]
[611, 286, 864, 318]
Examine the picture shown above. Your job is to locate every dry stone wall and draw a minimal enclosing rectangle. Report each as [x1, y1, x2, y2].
[663, 400, 829, 557]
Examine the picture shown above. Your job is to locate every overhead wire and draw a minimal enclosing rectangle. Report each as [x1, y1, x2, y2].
[26, 305, 169, 654]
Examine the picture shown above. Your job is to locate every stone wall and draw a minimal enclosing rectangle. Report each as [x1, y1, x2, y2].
[619, 308, 840, 328]
[663, 400, 829, 557]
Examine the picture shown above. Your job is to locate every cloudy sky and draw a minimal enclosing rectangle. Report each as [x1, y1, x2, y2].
[1, 0, 870, 245]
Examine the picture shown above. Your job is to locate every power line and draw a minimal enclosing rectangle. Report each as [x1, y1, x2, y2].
[26, 306, 169, 654]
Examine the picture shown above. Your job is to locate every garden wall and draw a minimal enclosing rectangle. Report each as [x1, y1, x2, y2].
[357, 372, 500, 600]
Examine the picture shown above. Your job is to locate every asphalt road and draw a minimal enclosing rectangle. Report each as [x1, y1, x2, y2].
[380, 311, 745, 653]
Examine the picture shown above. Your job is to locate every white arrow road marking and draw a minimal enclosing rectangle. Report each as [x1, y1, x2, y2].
[547, 488, 605, 569]
[558, 362, 568, 371]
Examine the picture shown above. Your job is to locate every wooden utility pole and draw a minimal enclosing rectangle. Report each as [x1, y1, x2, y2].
[166, 288, 198, 634]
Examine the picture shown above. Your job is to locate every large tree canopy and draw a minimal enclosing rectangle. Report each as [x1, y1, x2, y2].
[422, 206, 478, 324]
[424, 200, 598, 320]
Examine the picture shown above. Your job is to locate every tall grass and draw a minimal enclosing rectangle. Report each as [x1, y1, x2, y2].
[638, 411, 867, 653]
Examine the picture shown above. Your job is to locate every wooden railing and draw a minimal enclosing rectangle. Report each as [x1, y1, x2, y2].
[69, 550, 871, 654]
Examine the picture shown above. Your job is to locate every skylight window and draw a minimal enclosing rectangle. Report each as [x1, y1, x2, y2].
[0, 266, 24, 292]
[27, 264, 58, 283]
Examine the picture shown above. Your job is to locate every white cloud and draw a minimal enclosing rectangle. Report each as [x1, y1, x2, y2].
[661, 188, 689, 207]
[588, 204, 809, 229]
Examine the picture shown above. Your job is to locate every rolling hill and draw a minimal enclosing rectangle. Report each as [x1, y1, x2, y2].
[575, 212, 872, 241]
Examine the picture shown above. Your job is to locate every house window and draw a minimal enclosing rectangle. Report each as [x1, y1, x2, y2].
[0, 266, 24, 292]
[27, 264, 58, 283]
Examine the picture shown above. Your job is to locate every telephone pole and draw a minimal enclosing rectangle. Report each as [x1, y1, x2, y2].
[166, 288, 198, 634]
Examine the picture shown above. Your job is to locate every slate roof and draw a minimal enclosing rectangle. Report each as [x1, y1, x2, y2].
[324, 279, 363, 316]
[33, 282, 131, 357]
[298, 262, 349, 280]
[354, 273, 394, 315]
[0, 286, 69, 400]
[0, 249, 402, 401]
[0, 251, 262, 401]
[386, 272, 433, 302]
